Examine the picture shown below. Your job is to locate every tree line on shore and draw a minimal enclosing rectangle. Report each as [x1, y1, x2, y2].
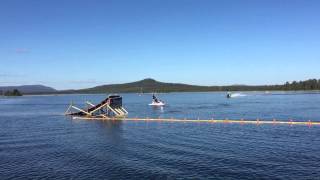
[0, 89, 23, 96]
[222, 79, 320, 92]
[67, 78, 320, 93]
[1, 79, 320, 95]
[282, 79, 320, 91]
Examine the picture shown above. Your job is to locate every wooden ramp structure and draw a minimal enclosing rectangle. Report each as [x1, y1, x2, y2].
[65, 94, 128, 118]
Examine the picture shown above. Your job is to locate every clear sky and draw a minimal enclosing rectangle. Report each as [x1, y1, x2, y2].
[0, 0, 319, 90]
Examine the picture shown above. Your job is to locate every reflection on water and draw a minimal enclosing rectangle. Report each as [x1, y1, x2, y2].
[151, 105, 165, 113]
[71, 118, 125, 144]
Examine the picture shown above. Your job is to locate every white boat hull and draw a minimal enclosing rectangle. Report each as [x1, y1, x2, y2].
[149, 102, 165, 106]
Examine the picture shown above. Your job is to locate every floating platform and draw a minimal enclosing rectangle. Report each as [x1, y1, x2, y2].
[70, 116, 320, 126]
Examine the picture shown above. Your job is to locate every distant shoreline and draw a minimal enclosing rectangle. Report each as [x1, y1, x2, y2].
[1, 78, 320, 95]
[17, 90, 320, 96]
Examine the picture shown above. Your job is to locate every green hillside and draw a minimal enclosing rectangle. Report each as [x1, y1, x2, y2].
[61, 78, 320, 94]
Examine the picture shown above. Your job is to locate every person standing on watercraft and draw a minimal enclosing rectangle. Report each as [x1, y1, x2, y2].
[152, 94, 159, 103]
[149, 93, 165, 106]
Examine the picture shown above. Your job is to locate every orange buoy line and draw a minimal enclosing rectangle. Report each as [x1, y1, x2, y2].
[71, 116, 320, 126]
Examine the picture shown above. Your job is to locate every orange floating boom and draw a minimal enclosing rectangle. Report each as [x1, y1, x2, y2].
[70, 116, 320, 126]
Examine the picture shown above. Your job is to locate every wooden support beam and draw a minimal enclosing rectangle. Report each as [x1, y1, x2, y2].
[106, 104, 120, 116]
[114, 108, 124, 115]
[71, 106, 91, 116]
[121, 107, 128, 114]
[64, 104, 72, 115]
[89, 102, 109, 115]
[86, 101, 95, 107]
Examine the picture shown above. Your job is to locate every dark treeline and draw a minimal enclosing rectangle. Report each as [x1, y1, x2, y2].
[1, 89, 23, 96]
[2, 79, 319, 95]
[223, 79, 320, 91]
[283, 79, 320, 91]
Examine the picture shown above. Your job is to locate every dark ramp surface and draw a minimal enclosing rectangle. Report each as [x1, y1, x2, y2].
[0, 92, 320, 179]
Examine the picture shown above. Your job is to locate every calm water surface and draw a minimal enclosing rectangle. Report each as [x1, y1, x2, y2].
[0, 92, 319, 179]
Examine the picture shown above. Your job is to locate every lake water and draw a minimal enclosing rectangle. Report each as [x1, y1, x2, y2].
[0, 92, 320, 179]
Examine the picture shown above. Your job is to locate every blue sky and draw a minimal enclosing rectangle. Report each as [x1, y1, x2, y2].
[0, 0, 319, 90]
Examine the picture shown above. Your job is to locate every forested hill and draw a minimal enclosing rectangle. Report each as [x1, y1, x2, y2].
[61, 78, 320, 94]
[3, 79, 318, 95]
[0, 85, 57, 94]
